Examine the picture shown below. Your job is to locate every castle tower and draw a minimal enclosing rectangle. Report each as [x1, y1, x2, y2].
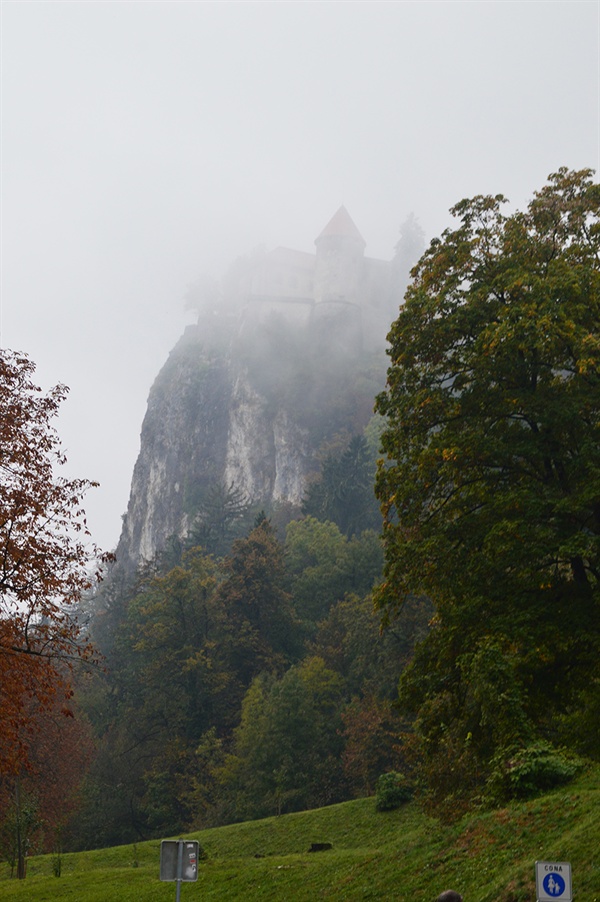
[313, 205, 366, 304]
[311, 206, 365, 355]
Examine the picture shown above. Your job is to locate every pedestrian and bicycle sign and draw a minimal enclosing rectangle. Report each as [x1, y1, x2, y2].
[535, 861, 572, 901]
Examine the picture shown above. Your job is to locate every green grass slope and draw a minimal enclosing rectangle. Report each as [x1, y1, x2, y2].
[1, 766, 598, 901]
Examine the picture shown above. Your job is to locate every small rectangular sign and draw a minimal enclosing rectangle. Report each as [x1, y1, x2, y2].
[160, 840, 199, 882]
[535, 860, 572, 901]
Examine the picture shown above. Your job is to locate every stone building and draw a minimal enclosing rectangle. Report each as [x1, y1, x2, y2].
[239, 206, 394, 351]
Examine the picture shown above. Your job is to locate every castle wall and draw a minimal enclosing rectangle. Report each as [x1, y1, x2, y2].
[240, 296, 314, 333]
[219, 209, 394, 350]
[251, 247, 315, 299]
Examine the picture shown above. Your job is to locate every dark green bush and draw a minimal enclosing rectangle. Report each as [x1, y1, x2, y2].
[375, 772, 413, 811]
[486, 743, 584, 803]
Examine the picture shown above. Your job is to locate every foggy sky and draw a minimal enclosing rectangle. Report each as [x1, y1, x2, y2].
[2, 0, 598, 553]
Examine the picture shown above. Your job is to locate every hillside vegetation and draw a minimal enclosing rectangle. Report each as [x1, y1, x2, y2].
[1, 765, 598, 901]
[2, 169, 598, 881]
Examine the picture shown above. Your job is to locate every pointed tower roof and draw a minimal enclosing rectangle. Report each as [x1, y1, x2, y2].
[315, 206, 366, 248]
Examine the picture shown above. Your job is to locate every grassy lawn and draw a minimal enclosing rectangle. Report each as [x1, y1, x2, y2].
[1, 766, 599, 901]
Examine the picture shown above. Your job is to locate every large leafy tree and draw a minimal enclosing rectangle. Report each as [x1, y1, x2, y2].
[284, 516, 382, 627]
[76, 548, 227, 844]
[76, 523, 300, 842]
[215, 518, 301, 684]
[375, 168, 600, 805]
[223, 657, 346, 820]
[0, 351, 104, 777]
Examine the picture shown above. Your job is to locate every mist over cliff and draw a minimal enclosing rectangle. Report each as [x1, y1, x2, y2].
[116, 208, 420, 571]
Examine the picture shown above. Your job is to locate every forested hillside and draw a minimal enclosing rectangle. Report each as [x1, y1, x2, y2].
[2, 207, 426, 861]
[65, 512, 430, 849]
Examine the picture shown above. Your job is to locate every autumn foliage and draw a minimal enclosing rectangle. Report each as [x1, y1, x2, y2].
[0, 350, 104, 775]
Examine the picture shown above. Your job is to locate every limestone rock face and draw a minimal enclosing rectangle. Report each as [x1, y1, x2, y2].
[224, 377, 310, 507]
[116, 326, 318, 571]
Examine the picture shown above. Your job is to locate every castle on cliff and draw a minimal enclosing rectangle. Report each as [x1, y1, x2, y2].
[189, 206, 404, 353]
[119, 207, 418, 568]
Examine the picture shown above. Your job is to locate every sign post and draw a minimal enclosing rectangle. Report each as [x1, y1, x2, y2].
[160, 840, 199, 901]
[535, 861, 572, 901]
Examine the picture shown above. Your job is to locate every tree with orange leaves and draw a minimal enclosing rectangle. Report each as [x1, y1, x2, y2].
[0, 689, 94, 875]
[0, 350, 105, 778]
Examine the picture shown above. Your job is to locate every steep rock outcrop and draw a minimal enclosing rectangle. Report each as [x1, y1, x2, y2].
[116, 324, 325, 571]
[117, 329, 232, 569]
[224, 375, 311, 507]
[115, 205, 416, 571]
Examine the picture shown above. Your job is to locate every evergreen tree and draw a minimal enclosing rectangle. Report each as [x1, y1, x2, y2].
[303, 435, 380, 536]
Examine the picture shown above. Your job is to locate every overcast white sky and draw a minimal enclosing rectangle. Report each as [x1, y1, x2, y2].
[1, 0, 599, 553]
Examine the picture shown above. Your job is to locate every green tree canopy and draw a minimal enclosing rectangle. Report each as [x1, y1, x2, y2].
[375, 168, 600, 806]
[312, 591, 430, 700]
[77, 548, 229, 843]
[215, 519, 301, 684]
[285, 517, 383, 627]
[222, 657, 346, 820]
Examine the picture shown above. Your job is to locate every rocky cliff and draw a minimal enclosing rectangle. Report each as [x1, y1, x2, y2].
[115, 207, 420, 571]
[116, 316, 386, 572]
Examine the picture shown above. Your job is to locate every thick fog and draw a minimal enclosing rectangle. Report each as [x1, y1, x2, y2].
[2, 1, 598, 553]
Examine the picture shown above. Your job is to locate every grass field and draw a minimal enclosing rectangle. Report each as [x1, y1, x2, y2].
[1, 765, 598, 901]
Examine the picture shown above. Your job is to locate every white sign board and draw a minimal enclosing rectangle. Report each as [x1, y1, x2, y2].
[535, 861, 572, 901]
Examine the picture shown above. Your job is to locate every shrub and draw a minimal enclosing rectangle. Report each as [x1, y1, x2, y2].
[375, 772, 413, 811]
[486, 743, 584, 803]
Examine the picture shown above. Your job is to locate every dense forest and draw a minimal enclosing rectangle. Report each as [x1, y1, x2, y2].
[69, 511, 430, 849]
[0, 349, 433, 859]
[1, 169, 598, 874]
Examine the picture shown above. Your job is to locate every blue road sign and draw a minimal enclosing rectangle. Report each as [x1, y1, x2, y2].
[535, 861, 572, 902]
[543, 872, 565, 896]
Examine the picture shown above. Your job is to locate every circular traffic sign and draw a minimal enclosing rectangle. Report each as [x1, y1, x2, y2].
[542, 872, 566, 896]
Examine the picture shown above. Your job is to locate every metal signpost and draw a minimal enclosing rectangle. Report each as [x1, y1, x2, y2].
[160, 840, 199, 901]
[535, 861, 572, 901]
